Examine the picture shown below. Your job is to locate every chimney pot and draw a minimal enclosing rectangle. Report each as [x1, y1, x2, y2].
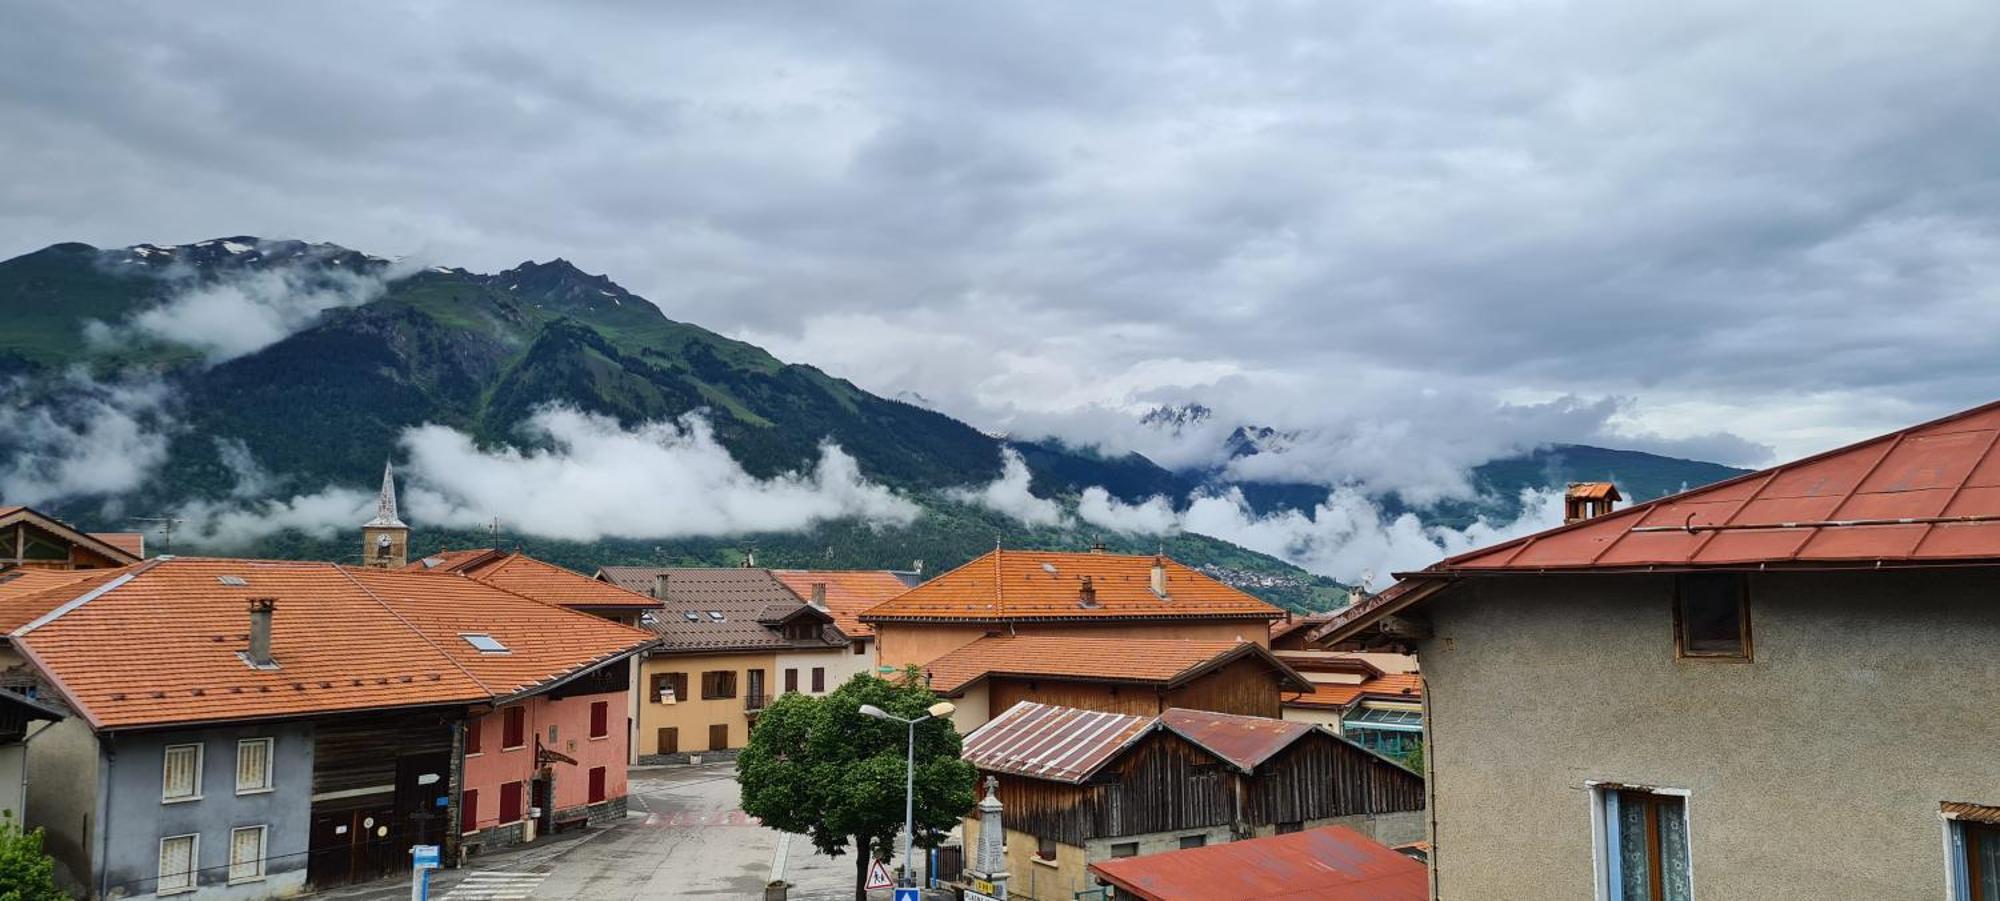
[1089, 538, 1106, 554]
[1078, 575, 1098, 608]
[1563, 482, 1623, 524]
[654, 573, 668, 599]
[1150, 557, 1168, 599]
[247, 598, 277, 667]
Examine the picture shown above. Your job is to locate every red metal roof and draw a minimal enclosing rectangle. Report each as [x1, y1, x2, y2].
[1438, 398, 2000, 572]
[960, 701, 1153, 784]
[1157, 708, 1315, 771]
[1087, 824, 1428, 901]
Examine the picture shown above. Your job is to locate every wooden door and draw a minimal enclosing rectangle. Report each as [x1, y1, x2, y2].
[657, 727, 679, 754]
[708, 723, 729, 751]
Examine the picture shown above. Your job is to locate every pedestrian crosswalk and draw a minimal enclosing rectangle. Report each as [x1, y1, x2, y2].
[440, 870, 550, 900]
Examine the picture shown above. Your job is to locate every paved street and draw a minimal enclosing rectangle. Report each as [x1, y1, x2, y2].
[318, 763, 919, 901]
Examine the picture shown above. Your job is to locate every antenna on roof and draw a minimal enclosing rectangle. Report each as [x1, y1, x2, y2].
[130, 515, 185, 555]
[486, 517, 502, 541]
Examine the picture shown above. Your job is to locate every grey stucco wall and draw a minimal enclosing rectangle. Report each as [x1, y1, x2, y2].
[24, 716, 99, 894]
[99, 722, 313, 900]
[1417, 570, 2000, 901]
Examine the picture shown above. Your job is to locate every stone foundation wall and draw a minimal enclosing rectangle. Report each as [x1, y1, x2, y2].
[638, 748, 740, 766]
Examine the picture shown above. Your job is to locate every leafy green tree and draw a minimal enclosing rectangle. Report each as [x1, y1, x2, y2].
[739, 670, 977, 901]
[1399, 739, 1425, 774]
[0, 812, 63, 901]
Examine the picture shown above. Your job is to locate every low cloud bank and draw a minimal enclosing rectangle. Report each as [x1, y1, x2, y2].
[946, 448, 1068, 527]
[0, 371, 174, 506]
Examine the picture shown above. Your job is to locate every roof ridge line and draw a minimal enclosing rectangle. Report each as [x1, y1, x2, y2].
[334, 564, 496, 696]
[13, 557, 168, 637]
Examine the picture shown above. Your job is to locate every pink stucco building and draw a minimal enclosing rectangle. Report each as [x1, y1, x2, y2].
[460, 687, 631, 847]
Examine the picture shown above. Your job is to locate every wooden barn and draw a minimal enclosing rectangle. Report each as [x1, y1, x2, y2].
[960, 701, 1424, 901]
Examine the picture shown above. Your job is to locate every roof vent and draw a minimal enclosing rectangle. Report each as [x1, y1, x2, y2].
[1040, 562, 1058, 575]
[1078, 575, 1099, 608]
[1564, 482, 1622, 524]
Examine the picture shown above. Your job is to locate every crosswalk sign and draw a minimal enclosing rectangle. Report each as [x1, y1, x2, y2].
[865, 860, 894, 890]
[894, 888, 920, 901]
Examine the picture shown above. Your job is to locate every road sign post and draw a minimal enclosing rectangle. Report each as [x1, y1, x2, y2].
[410, 844, 441, 901]
[866, 859, 895, 891]
[894, 888, 921, 901]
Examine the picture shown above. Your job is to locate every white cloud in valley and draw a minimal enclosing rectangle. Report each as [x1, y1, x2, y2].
[0, 372, 173, 507]
[946, 449, 1068, 527]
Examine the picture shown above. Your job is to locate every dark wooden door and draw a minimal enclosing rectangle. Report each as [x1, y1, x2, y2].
[531, 771, 555, 832]
[708, 723, 729, 751]
[308, 806, 395, 887]
[395, 752, 452, 852]
[658, 727, 679, 754]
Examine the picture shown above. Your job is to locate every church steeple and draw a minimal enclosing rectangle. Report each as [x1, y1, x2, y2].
[361, 460, 409, 568]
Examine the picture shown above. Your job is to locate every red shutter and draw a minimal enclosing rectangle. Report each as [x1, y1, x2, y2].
[499, 782, 523, 824]
[588, 767, 607, 804]
[590, 701, 608, 739]
[502, 707, 525, 749]
[464, 717, 483, 755]
[461, 789, 479, 834]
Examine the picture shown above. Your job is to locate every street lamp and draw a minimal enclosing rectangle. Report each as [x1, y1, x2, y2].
[859, 700, 957, 887]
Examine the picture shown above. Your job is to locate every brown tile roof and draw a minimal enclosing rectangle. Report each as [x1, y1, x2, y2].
[961, 701, 1153, 783]
[449, 553, 660, 610]
[1268, 613, 1334, 644]
[769, 570, 913, 639]
[611, 568, 847, 653]
[88, 532, 145, 558]
[1088, 825, 1428, 901]
[11, 557, 657, 731]
[860, 550, 1282, 623]
[921, 635, 1307, 695]
[1157, 708, 1317, 771]
[1284, 672, 1423, 710]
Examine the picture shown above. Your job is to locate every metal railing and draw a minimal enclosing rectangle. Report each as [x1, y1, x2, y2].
[745, 693, 769, 711]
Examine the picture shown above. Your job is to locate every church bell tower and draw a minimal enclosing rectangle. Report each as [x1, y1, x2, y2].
[362, 461, 409, 569]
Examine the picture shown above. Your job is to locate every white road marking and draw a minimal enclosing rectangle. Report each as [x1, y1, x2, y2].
[441, 870, 550, 900]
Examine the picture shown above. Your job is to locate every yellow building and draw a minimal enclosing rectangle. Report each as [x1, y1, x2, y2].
[597, 567, 850, 761]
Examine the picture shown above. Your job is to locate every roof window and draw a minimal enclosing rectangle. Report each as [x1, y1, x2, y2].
[460, 634, 509, 654]
[682, 611, 701, 621]
[706, 611, 725, 622]
[217, 575, 248, 587]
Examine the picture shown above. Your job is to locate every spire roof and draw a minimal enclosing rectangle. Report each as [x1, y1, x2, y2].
[364, 460, 407, 529]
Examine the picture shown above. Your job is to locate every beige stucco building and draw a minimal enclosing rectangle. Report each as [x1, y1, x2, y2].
[1326, 400, 2000, 901]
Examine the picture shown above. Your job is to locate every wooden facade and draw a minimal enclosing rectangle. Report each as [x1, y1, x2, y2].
[984, 656, 1285, 720]
[989, 729, 1421, 846]
[308, 708, 457, 887]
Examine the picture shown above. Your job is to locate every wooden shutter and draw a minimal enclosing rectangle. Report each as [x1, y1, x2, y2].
[465, 717, 483, 754]
[158, 834, 196, 892]
[589, 701, 608, 738]
[708, 723, 730, 751]
[503, 707, 525, 748]
[229, 826, 265, 882]
[588, 766, 607, 804]
[499, 782, 524, 823]
[673, 673, 689, 702]
[236, 739, 272, 793]
[462, 788, 480, 834]
[162, 744, 201, 801]
[785, 668, 799, 693]
[811, 667, 825, 693]
[657, 727, 678, 754]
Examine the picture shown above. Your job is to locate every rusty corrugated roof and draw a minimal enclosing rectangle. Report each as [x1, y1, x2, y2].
[1087, 824, 1428, 900]
[960, 701, 1153, 784]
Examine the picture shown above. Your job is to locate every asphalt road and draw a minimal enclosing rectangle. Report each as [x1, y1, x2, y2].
[314, 763, 907, 901]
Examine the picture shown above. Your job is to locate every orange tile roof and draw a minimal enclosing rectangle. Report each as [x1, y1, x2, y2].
[1285, 672, 1423, 710]
[12, 557, 656, 731]
[0, 569, 112, 633]
[453, 553, 660, 610]
[860, 550, 1281, 623]
[769, 570, 911, 638]
[89, 532, 145, 558]
[921, 635, 1307, 695]
[405, 548, 503, 573]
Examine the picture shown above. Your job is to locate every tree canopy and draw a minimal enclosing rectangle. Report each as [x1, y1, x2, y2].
[738, 670, 977, 900]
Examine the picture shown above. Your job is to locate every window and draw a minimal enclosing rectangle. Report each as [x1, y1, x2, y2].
[235, 738, 273, 794]
[589, 701, 609, 739]
[462, 788, 480, 835]
[1036, 836, 1057, 861]
[701, 670, 737, 700]
[854, 641, 866, 655]
[1595, 787, 1691, 901]
[657, 727, 679, 754]
[465, 716, 483, 755]
[1179, 834, 1206, 850]
[1674, 573, 1750, 660]
[1950, 816, 2000, 901]
[157, 833, 198, 894]
[588, 766, 607, 804]
[461, 633, 509, 654]
[784, 668, 799, 693]
[1109, 842, 1138, 858]
[811, 667, 826, 693]
[498, 782, 524, 824]
[228, 825, 266, 883]
[162, 743, 202, 802]
[501, 706, 526, 749]
[651, 672, 688, 704]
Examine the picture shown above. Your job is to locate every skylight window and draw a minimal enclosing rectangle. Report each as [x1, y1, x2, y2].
[640, 612, 658, 625]
[682, 611, 701, 621]
[217, 575, 248, 587]
[706, 611, 725, 622]
[460, 634, 509, 654]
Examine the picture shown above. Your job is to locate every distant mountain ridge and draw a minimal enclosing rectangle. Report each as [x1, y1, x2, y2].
[0, 237, 1747, 609]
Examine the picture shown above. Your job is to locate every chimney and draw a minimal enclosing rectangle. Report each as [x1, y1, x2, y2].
[654, 573, 669, 599]
[810, 582, 827, 609]
[247, 598, 277, 668]
[1564, 482, 1623, 524]
[1150, 556, 1168, 599]
[1089, 537, 1107, 554]
[1078, 575, 1098, 608]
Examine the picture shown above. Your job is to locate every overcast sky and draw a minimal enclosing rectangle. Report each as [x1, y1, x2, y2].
[7, 0, 2000, 481]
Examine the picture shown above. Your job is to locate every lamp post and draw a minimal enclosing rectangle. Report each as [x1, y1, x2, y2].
[859, 700, 956, 888]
